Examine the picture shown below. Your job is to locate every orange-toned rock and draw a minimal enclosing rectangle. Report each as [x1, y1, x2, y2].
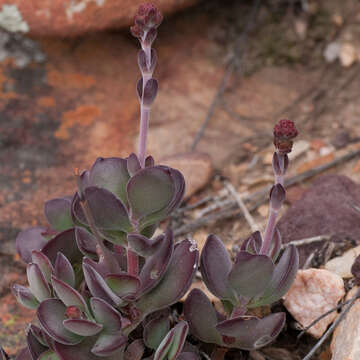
[0, 0, 200, 37]
[283, 269, 345, 338]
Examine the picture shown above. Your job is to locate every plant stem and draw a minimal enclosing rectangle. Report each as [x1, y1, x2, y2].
[138, 38, 152, 168]
[127, 248, 139, 276]
[260, 208, 278, 255]
[80, 199, 119, 273]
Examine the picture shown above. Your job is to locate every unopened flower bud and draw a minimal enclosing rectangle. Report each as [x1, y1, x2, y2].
[269, 183, 286, 211]
[131, 3, 163, 40]
[273, 119, 298, 154]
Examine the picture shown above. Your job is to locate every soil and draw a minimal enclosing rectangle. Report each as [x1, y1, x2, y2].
[1, 0, 360, 358]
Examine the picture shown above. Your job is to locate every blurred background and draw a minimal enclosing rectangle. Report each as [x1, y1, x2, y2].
[1, 0, 360, 354]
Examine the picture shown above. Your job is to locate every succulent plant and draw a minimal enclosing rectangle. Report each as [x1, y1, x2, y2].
[6, 3, 299, 360]
[184, 119, 299, 353]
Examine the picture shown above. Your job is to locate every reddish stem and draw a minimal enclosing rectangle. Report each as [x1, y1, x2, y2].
[127, 248, 139, 276]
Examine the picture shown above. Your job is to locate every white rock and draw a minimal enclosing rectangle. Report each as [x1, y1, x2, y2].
[324, 42, 341, 63]
[283, 269, 345, 338]
[288, 140, 310, 161]
[325, 245, 360, 279]
[339, 43, 357, 67]
[331, 287, 360, 360]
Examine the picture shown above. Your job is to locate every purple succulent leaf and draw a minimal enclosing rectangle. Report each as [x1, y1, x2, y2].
[89, 157, 130, 206]
[12, 284, 39, 309]
[127, 166, 175, 222]
[76, 170, 91, 200]
[42, 228, 82, 265]
[127, 233, 163, 257]
[124, 339, 144, 360]
[16, 227, 48, 263]
[200, 235, 234, 301]
[138, 48, 157, 74]
[177, 353, 200, 360]
[143, 310, 170, 350]
[27, 263, 51, 302]
[269, 184, 286, 211]
[143, 78, 158, 107]
[269, 228, 282, 262]
[105, 273, 140, 300]
[29, 325, 50, 348]
[137, 229, 174, 296]
[228, 251, 274, 299]
[183, 289, 223, 346]
[83, 261, 122, 306]
[240, 231, 262, 254]
[51, 275, 87, 312]
[154, 321, 188, 360]
[31, 251, 53, 284]
[15, 348, 31, 360]
[216, 313, 286, 350]
[136, 78, 143, 102]
[248, 245, 299, 307]
[26, 326, 48, 359]
[90, 297, 122, 333]
[44, 197, 73, 232]
[91, 332, 128, 356]
[145, 155, 155, 168]
[73, 186, 132, 232]
[37, 350, 60, 360]
[165, 167, 185, 215]
[97, 229, 128, 247]
[63, 319, 103, 337]
[53, 338, 113, 360]
[127, 153, 141, 176]
[75, 227, 97, 259]
[137, 239, 198, 315]
[54, 253, 75, 287]
[37, 299, 83, 345]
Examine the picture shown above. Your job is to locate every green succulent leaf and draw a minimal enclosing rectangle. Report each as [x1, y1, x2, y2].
[90, 297, 122, 333]
[143, 309, 170, 350]
[45, 197, 73, 232]
[12, 284, 39, 309]
[63, 319, 103, 337]
[27, 263, 51, 302]
[37, 350, 60, 360]
[16, 227, 48, 264]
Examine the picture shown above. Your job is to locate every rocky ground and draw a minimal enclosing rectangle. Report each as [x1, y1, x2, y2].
[1, 0, 360, 358]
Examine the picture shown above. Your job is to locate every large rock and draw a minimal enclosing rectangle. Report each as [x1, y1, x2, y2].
[278, 175, 360, 266]
[0, 0, 199, 37]
[283, 269, 345, 338]
[331, 287, 360, 360]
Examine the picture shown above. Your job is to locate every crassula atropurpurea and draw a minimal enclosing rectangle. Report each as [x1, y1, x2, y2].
[1, 4, 299, 360]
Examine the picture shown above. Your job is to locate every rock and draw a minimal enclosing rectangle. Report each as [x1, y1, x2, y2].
[283, 269, 345, 338]
[278, 175, 360, 267]
[324, 42, 341, 63]
[161, 152, 213, 199]
[288, 139, 310, 161]
[339, 43, 357, 67]
[296, 152, 334, 173]
[325, 245, 360, 279]
[331, 287, 360, 360]
[0, 0, 200, 37]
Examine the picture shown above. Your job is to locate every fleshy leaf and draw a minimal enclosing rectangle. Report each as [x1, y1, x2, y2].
[124, 339, 144, 360]
[184, 289, 223, 345]
[75, 227, 97, 259]
[73, 186, 131, 232]
[29, 324, 50, 347]
[143, 310, 170, 350]
[228, 251, 274, 298]
[127, 233, 163, 257]
[269, 228, 282, 262]
[15, 348, 31, 360]
[105, 273, 140, 300]
[90, 297, 122, 333]
[137, 239, 198, 315]
[37, 350, 60, 360]
[127, 153, 141, 176]
[177, 353, 200, 360]
[249, 245, 299, 307]
[42, 228, 82, 265]
[32, 251, 53, 283]
[240, 231, 262, 254]
[63, 319, 103, 336]
[83, 261, 122, 306]
[51, 275, 87, 312]
[138, 229, 173, 296]
[12, 284, 39, 309]
[200, 235, 234, 301]
[54, 252, 75, 287]
[89, 157, 130, 206]
[45, 197, 73, 232]
[37, 299, 83, 345]
[154, 321, 188, 360]
[27, 263, 51, 302]
[16, 227, 48, 263]
[216, 313, 286, 350]
[26, 326, 48, 359]
[91, 332, 128, 356]
[127, 166, 175, 221]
